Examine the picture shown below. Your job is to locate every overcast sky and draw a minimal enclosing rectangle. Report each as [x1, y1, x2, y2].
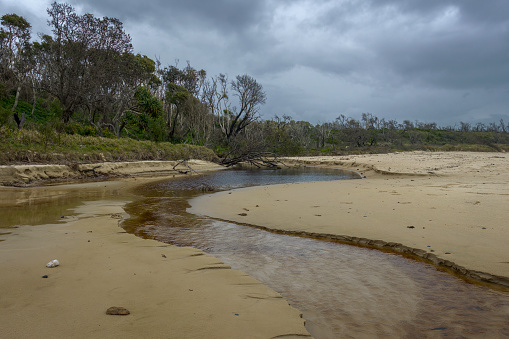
[2, 0, 509, 126]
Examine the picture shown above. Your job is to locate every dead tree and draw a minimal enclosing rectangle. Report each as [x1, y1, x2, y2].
[220, 152, 286, 169]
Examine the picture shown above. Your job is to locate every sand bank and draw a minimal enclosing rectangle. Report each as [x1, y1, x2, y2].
[0, 162, 311, 338]
[190, 152, 509, 288]
[0, 159, 224, 186]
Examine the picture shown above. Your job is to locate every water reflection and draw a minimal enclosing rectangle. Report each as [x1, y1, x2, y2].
[0, 181, 126, 229]
[122, 168, 509, 339]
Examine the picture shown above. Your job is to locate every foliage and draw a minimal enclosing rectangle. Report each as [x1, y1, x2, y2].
[1, 3, 508, 167]
[0, 125, 218, 164]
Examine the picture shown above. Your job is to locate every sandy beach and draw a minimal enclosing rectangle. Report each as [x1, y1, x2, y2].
[2, 152, 509, 338]
[0, 161, 310, 339]
[190, 152, 509, 288]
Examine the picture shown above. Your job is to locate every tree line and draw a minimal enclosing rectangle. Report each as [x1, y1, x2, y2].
[1, 2, 508, 161]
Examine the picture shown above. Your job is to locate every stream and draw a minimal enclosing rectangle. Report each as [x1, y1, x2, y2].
[121, 168, 509, 339]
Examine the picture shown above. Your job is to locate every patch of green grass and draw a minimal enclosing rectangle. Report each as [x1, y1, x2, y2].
[0, 126, 219, 165]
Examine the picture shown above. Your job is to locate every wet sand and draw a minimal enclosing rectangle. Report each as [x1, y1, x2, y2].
[190, 152, 509, 288]
[0, 161, 310, 338]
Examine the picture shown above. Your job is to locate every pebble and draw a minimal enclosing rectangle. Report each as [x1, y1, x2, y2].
[106, 307, 130, 315]
[431, 327, 447, 331]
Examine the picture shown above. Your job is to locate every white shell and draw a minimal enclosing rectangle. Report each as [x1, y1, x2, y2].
[46, 259, 60, 268]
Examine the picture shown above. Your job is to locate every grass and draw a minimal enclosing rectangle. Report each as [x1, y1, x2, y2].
[0, 126, 219, 165]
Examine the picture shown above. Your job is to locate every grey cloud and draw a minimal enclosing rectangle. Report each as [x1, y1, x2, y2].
[2, 0, 508, 125]
[69, 0, 270, 36]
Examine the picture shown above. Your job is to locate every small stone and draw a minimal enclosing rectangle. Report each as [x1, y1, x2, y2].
[407, 226, 415, 229]
[482, 227, 486, 229]
[445, 252, 451, 254]
[42, 275, 48, 278]
[161, 254, 166, 258]
[238, 213, 247, 216]
[106, 307, 130, 315]
[46, 259, 60, 268]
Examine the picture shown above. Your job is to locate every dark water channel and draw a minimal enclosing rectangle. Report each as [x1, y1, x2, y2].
[122, 168, 509, 339]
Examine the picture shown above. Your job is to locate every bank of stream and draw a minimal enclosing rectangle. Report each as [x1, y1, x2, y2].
[121, 168, 509, 338]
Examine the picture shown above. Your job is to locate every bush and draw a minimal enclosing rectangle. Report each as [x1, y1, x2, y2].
[0, 106, 11, 126]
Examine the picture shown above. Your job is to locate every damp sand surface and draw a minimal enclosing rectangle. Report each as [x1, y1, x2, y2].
[123, 166, 509, 338]
[0, 164, 310, 338]
[193, 152, 509, 280]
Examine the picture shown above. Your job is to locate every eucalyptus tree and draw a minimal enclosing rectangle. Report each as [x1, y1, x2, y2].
[38, 2, 134, 125]
[89, 53, 156, 138]
[203, 73, 266, 143]
[37, 2, 85, 122]
[226, 74, 266, 141]
[0, 13, 33, 128]
[166, 82, 189, 140]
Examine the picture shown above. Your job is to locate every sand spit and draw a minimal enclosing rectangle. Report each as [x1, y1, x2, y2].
[190, 151, 509, 289]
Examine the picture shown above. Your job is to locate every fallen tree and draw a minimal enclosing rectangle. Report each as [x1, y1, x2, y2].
[220, 152, 286, 169]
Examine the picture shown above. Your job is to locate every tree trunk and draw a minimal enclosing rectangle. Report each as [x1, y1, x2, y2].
[11, 86, 25, 129]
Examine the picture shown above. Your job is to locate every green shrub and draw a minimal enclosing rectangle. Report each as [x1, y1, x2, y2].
[0, 106, 11, 126]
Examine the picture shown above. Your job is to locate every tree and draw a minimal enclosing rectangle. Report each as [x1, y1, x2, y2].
[166, 82, 189, 140]
[202, 74, 266, 143]
[86, 53, 153, 138]
[39, 2, 134, 124]
[225, 74, 266, 142]
[0, 13, 33, 128]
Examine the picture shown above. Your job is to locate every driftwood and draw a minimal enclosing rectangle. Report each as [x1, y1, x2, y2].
[220, 152, 287, 169]
[173, 159, 198, 175]
[80, 165, 101, 176]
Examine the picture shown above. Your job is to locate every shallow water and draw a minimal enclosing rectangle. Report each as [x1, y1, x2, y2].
[0, 181, 127, 230]
[122, 168, 509, 339]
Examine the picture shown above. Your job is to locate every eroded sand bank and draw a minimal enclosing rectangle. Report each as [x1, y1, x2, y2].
[0, 159, 224, 186]
[0, 161, 310, 338]
[190, 152, 509, 288]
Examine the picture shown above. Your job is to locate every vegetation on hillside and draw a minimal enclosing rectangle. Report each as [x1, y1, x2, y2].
[1, 2, 508, 166]
[0, 126, 218, 165]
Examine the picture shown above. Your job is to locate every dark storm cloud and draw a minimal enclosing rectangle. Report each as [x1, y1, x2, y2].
[278, 0, 509, 91]
[69, 0, 270, 36]
[63, 0, 509, 91]
[2, 0, 508, 124]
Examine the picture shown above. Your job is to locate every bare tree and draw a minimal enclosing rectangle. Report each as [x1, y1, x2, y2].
[225, 74, 266, 141]
[202, 73, 265, 142]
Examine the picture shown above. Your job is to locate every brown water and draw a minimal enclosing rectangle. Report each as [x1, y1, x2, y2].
[0, 180, 127, 231]
[122, 168, 509, 339]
